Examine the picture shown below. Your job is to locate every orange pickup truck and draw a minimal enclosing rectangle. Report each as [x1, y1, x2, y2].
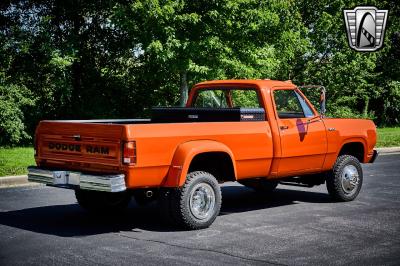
[28, 80, 378, 229]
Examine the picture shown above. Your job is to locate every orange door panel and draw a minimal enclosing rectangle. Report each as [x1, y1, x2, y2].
[272, 88, 328, 176]
[277, 118, 327, 175]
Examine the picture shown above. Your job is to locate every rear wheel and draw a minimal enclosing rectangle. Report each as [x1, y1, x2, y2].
[159, 171, 222, 230]
[239, 178, 278, 193]
[75, 189, 131, 213]
[326, 155, 363, 201]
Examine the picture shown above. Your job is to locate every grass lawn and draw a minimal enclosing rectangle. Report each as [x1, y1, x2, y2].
[0, 147, 35, 177]
[377, 127, 400, 148]
[0, 127, 399, 177]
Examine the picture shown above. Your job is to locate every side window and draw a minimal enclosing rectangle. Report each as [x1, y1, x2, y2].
[274, 90, 305, 119]
[295, 91, 314, 117]
[193, 90, 228, 108]
[231, 90, 261, 108]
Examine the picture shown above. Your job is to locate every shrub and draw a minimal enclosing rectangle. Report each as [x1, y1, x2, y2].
[0, 83, 35, 146]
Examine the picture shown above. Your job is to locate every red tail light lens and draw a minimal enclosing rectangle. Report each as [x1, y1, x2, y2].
[123, 141, 136, 165]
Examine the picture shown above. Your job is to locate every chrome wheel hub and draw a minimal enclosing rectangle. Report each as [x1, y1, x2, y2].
[341, 165, 359, 194]
[189, 183, 216, 220]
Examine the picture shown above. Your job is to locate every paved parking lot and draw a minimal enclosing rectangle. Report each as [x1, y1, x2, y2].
[0, 154, 399, 265]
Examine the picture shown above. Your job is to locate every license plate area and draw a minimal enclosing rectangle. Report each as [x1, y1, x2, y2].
[52, 171, 80, 185]
[53, 171, 68, 185]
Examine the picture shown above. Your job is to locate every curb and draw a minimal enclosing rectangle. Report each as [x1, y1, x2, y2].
[0, 175, 40, 188]
[376, 147, 400, 154]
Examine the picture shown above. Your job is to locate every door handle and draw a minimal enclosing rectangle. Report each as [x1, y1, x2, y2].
[280, 125, 289, 130]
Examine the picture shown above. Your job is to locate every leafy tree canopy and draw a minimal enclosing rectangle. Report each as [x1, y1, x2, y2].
[0, 0, 399, 146]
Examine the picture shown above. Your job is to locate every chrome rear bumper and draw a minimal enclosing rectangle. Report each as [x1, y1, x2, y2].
[27, 166, 126, 192]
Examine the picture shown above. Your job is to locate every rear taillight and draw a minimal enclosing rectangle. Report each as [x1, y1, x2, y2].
[123, 141, 136, 165]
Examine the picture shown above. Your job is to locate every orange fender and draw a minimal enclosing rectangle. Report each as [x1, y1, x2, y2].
[162, 140, 237, 187]
[340, 137, 368, 162]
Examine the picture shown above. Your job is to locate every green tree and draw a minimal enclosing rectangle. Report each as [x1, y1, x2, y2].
[296, 0, 400, 122]
[1, 0, 149, 133]
[0, 0, 399, 147]
[113, 0, 308, 105]
[0, 79, 34, 146]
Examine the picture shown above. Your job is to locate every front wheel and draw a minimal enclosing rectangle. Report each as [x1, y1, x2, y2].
[326, 155, 363, 201]
[159, 171, 222, 230]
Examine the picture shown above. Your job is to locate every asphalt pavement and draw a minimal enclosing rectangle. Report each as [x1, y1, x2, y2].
[0, 154, 399, 265]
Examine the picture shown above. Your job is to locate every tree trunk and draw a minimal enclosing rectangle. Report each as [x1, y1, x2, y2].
[179, 70, 188, 107]
[363, 97, 369, 118]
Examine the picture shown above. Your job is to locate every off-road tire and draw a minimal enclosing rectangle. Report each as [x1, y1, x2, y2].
[75, 189, 131, 213]
[159, 171, 222, 230]
[326, 155, 363, 202]
[239, 179, 278, 193]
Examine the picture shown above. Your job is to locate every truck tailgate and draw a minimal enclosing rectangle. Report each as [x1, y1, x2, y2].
[36, 121, 125, 172]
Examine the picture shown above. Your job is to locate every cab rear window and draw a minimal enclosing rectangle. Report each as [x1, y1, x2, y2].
[192, 88, 261, 108]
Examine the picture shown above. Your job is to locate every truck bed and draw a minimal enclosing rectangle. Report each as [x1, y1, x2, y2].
[36, 107, 265, 177]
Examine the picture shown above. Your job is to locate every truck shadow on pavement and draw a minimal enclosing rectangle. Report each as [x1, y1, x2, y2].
[0, 186, 332, 236]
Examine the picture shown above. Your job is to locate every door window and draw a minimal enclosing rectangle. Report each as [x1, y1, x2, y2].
[274, 90, 315, 119]
[274, 90, 304, 119]
[295, 92, 314, 117]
